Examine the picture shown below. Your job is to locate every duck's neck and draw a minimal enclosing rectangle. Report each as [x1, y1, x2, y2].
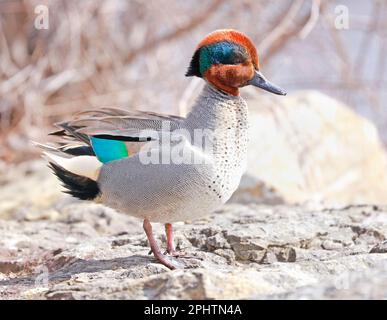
[185, 83, 247, 132]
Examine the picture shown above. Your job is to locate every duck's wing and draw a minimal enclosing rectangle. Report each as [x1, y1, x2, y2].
[37, 107, 185, 196]
[48, 107, 185, 163]
[53, 107, 184, 142]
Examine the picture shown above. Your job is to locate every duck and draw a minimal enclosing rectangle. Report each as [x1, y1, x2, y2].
[40, 29, 286, 270]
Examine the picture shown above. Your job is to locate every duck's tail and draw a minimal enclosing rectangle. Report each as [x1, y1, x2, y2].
[48, 161, 101, 201]
[33, 141, 103, 201]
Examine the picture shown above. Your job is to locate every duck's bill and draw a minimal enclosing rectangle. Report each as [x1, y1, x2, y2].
[248, 71, 287, 96]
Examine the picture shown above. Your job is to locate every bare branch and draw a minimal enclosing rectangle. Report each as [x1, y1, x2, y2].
[259, 0, 329, 65]
[299, 0, 321, 40]
[125, 0, 224, 64]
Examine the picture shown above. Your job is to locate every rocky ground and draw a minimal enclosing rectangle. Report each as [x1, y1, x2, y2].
[0, 161, 387, 299]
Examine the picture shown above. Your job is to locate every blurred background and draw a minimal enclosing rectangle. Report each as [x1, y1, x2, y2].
[0, 0, 387, 206]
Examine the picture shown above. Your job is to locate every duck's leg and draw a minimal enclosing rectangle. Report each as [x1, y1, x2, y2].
[165, 223, 185, 257]
[143, 219, 177, 270]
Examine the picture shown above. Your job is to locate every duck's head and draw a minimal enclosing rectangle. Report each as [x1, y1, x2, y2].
[186, 29, 286, 97]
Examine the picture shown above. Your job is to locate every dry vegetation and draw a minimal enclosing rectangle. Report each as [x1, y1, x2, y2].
[0, 0, 386, 163]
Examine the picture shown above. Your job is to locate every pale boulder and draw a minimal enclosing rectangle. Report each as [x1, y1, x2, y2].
[242, 90, 387, 205]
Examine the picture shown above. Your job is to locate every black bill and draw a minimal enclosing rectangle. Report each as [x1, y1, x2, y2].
[247, 70, 287, 96]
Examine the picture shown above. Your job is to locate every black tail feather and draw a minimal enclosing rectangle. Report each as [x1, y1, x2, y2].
[50, 122, 91, 146]
[62, 145, 95, 156]
[48, 162, 100, 200]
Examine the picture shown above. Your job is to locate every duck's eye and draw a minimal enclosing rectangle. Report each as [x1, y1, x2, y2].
[212, 42, 248, 65]
[230, 46, 248, 65]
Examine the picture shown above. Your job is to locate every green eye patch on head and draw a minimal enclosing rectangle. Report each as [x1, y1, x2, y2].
[199, 41, 248, 75]
[186, 41, 249, 77]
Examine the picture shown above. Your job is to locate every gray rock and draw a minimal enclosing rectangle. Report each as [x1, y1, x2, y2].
[1, 161, 387, 299]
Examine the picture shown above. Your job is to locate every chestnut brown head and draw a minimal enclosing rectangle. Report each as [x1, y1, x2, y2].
[186, 29, 286, 96]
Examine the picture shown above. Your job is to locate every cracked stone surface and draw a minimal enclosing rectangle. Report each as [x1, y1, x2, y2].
[1, 161, 387, 299]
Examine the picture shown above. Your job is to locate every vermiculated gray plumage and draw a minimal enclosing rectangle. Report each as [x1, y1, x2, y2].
[97, 84, 249, 222]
